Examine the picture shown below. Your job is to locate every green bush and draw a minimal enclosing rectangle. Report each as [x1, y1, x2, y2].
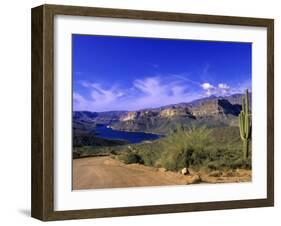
[118, 152, 143, 164]
[157, 126, 212, 171]
[117, 125, 251, 171]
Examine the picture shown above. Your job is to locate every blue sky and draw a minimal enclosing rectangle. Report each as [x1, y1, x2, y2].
[73, 34, 252, 112]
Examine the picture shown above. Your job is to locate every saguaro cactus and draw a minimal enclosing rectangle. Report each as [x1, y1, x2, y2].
[239, 89, 251, 159]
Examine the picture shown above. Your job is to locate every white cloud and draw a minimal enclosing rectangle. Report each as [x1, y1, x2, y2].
[201, 82, 214, 90]
[217, 83, 230, 95]
[201, 82, 216, 96]
[200, 82, 234, 96]
[74, 76, 199, 111]
[200, 81, 251, 97]
[74, 77, 251, 112]
[218, 83, 230, 89]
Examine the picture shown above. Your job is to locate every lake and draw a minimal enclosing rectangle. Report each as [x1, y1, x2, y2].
[94, 124, 161, 144]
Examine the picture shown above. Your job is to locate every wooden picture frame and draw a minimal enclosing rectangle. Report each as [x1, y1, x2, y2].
[31, 4, 274, 221]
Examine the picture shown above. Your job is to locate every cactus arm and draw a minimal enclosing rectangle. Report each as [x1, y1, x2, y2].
[245, 89, 249, 115]
[245, 89, 250, 139]
[245, 115, 250, 139]
[245, 114, 249, 138]
[239, 113, 245, 140]
[241, 96, 245, 112]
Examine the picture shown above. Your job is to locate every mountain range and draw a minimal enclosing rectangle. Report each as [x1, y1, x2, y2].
[73, 93, 251, 135]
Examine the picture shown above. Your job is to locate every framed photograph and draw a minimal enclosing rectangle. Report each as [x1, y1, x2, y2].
[31, 4, 274, 221]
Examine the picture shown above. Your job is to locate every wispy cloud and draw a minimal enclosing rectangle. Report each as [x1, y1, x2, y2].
[77, 81, 125, 111]
[74, 76, 251, 112]
[199, 63, 212, 82]
[231, 79, 252, 94]
[172, 74, 201, 86]
[131, 77, 199, 110]
[73, 92, 88, 110]
[74, 76, 199, 111]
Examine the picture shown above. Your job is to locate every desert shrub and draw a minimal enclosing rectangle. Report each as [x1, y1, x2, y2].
[118, 152, 143, 164]
[158, 126, 251, 171]
[184, 126, 213, 149]
[207, 161, 220, 170]
[229, 158, 251, 169]
[205, 146, 252, 170]
[124, 141, 163, 166]
[157, 126, 213, 171]
[73, 146, 112, 157]
[137, 147, 161, 166]
[116, 125, 251, 171]
[159, 147, 194, 171]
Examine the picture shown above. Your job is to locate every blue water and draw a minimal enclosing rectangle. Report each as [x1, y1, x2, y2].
[94, 125, 161, 144]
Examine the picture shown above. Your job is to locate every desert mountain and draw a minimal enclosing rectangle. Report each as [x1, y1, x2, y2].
[73, 93, 251, 135]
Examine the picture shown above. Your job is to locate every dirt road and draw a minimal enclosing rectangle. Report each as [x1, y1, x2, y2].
[73, 156, 189, 190]
[73, 156, 251, 190]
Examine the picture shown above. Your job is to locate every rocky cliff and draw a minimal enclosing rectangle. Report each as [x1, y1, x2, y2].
[73, 93, 251, 135]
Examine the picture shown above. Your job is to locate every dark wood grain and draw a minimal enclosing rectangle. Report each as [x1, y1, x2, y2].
[31, 5, 55, 220]
[45, 4, 272, 26]
[267, 20, 274, 206]
[31, 4, 274, 221]
[31, 5, 44, 220]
